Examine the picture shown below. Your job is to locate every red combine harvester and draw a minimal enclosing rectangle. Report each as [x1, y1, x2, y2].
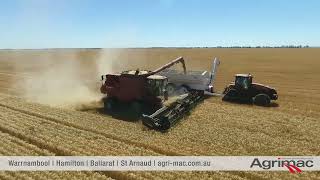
[100, 57, 204, 131]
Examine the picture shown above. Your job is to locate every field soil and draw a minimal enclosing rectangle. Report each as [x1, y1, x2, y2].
[0, 48, 319, 179]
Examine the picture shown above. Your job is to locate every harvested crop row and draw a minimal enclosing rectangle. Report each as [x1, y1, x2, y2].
[0, 105, 159, 156]
[0, 105, 194, 179]
[0, 131, 53, 155]
[0, 88, 19, 96]
[0, 101, 251, 180]
[0, 71, 31, 78]
[8, 171, 314, 180]
[0, 133, 114, 179]
[0, 96, 180, 156]
[1, 98, 319, 179]
[0, 116, 218, 179]
[1, 95, 319, 156]
[0, 171, 113, 180]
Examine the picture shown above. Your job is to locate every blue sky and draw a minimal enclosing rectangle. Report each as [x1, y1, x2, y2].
[0, 0, 319, 48]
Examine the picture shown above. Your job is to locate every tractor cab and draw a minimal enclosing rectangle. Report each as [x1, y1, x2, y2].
[235, 74, 253, 90]
[147, 75, 168, 100]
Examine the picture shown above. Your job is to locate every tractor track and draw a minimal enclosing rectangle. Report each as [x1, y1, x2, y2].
[0, 101, 181, 156]
[0, 127, 119, 180]
[0, 170, 114, 180]
[0, 103, 161, 155]
[0, 105, 159, 180]
[0, 121, 67, 156]
[0, 71, 31, 77]
[0, 130, 53, 156]
[0, 126, 184, 180]
[0, 98, 239, 179]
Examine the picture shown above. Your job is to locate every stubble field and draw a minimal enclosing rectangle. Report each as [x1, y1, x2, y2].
[0, 48, 319, 179]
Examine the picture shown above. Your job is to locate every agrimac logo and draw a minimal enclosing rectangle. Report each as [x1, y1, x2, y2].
[250, 157, 314, 173]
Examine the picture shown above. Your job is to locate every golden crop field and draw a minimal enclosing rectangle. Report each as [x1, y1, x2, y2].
[0, 48, 319, 179]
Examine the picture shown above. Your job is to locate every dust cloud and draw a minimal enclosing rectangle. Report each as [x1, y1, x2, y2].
[13, 49, 125, 110]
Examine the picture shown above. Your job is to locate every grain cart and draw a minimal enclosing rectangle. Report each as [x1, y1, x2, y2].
[222, 74, 278, 106]
[157, 58, 220, 95]
[100, 57, 204, 130]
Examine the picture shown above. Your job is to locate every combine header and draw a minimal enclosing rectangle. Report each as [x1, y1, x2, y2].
[142, 91, 204, 131]
[100, 57, 209, 131]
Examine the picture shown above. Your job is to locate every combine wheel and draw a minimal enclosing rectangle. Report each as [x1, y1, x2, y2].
[104, 98, 115, 112]
[130, 101, 142, 119]
[253, 94, 270, 106]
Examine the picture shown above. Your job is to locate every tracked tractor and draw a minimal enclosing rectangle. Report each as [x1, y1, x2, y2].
[100, 57, 204, 131]
[222, 74, 278, 106]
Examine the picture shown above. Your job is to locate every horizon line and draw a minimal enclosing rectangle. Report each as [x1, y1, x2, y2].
[0, 46, 319, 50]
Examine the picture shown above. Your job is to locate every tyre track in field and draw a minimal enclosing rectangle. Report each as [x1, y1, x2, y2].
[0, 106, 154, 180]
[0, 101, 242, 179]
[0, 71, 31, 78]
[0, 104, 161, 156]
[0, 102, 181, 156]
[0, 99, 204, 179]
[0, 123, 63, 155]
[0, 115, 185, 180]
[0, 131, 54, 155]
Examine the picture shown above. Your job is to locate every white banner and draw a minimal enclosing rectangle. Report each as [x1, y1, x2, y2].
[0, 156, 319, 172]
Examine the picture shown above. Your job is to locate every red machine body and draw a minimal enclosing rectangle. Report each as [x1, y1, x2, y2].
[100, 72, 161, 105]
[100, 57, 186, 106]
